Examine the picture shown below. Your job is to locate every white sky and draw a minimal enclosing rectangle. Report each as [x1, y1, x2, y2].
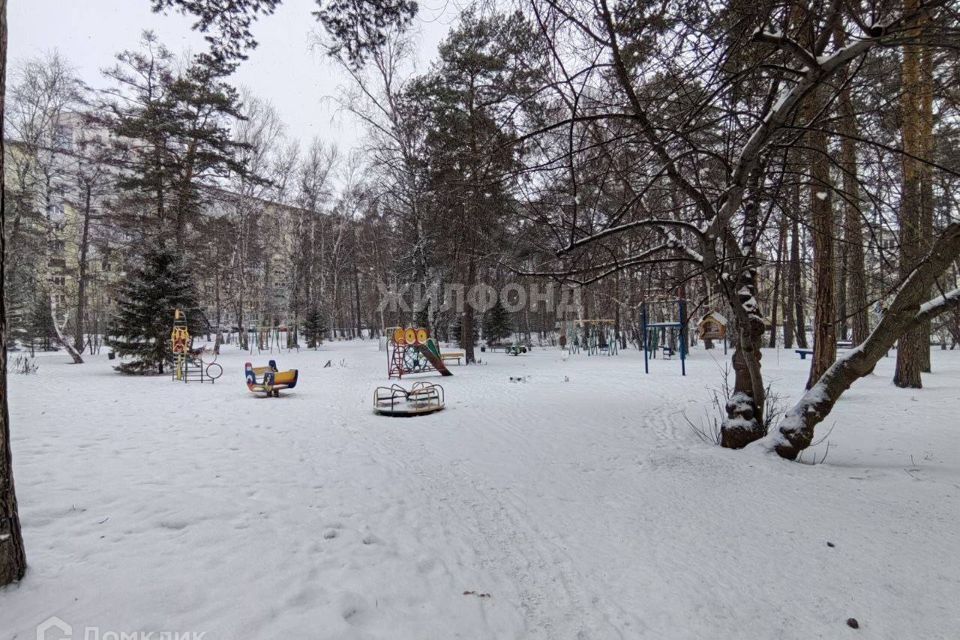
[8, 0, 461, 151]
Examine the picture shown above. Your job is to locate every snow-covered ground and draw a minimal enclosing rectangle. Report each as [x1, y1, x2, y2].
[2, 342, 958, 639]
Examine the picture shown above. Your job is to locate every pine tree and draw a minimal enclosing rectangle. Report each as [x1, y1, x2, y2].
[26, 292, 56, 352]
[107, 247, 203, 374]
[482, 299, 511, 344]
[95, 33, 247, 254]
[303, 306, 325, 349]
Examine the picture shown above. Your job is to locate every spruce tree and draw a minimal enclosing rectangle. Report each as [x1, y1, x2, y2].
[26, 293, 56, 352]
[303, 306, 325, 349]
[482, 299, 511, 344]
[107, 247, 203, 374]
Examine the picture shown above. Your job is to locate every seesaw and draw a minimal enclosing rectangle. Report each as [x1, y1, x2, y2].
[245, 360, 299, 397]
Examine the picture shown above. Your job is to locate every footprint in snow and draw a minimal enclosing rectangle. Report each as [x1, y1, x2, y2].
[339, 592, 368, 624]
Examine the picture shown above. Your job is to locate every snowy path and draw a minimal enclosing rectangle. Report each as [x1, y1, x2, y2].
[2, 343, 959, 639]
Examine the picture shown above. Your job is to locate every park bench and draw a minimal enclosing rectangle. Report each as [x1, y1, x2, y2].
[440, 351, 465, 365]
[484, 344, 528, 355]
[796, 341, 854, 359]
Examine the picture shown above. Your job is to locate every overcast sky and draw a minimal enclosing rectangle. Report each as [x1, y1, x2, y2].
[8, 0, 461, 151]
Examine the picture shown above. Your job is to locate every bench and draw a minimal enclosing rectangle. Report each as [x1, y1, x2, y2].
[440, 352, 464, 365]
[796, 342, 853, 360]
[485, 344, 528, 355]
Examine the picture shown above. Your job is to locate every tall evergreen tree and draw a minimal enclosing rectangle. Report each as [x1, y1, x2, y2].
[96, 33, 247, 253]
[303, 306, 326, 349]
[409, 9, 545, 364]
[26, 292, 56, 352]
[483, 298, 511, 344]
[152, 0, 416, 68]
[107, 247, 204, 374]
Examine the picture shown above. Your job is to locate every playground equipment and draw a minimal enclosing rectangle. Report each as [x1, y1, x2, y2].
[247, 323, 301, 354]
[558, 320, 580, 354]
[387, 327, 454, 379]
[171, 309, 223, 383]
[697, 311, 729, 354]
[373, 381, 445, 416]
[245, 360, 299, 397]
[641, 299, 689, 375]
[581, 319, 619, 356]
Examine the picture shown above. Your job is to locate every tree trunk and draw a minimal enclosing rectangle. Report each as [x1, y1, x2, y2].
[836, 227, 848, 342]
[0, 0, 28, 586]
[720, 197, 767, 449]
[918, 39, 935, 373]
[788, 207, 807, 349]
[73, 183, 92, 351]
[835, 22, 870, 346]
[353, 266, 362, 339]
[805, 87, 837, 389]
[462, 258, 477, 364]
[768, 215, 788, 348]
[894, 5, 926, 388]
[50, 296, 84, 364]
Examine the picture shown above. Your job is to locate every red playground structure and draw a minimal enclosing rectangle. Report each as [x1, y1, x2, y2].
[387, 327, 453, 379]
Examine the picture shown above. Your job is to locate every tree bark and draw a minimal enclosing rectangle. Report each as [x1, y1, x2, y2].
[788, 198, 807, 349]
[835, 22, 870, 345]
[783, 211, 796, 349]
[918, 38, 935, 373]
[805, 89, 837, 389]
[768, 214, 788, 348]
[0, 0, 29, 586]
[50, 297, 84, 364]
[73, 182, 92, 352]
[353, 265, 362, 339]
[721, 197, 767, 449]
[462, 257, 477, 364]
[894, 3, 926, 388]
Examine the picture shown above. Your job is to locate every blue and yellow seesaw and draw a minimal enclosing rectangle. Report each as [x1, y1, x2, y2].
[244, 360, 299, 397]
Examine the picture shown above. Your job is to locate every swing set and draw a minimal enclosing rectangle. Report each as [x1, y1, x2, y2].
[559, 319, 619, 355]
[581, 319, 619, 356]
[641, 299, 689, 376]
